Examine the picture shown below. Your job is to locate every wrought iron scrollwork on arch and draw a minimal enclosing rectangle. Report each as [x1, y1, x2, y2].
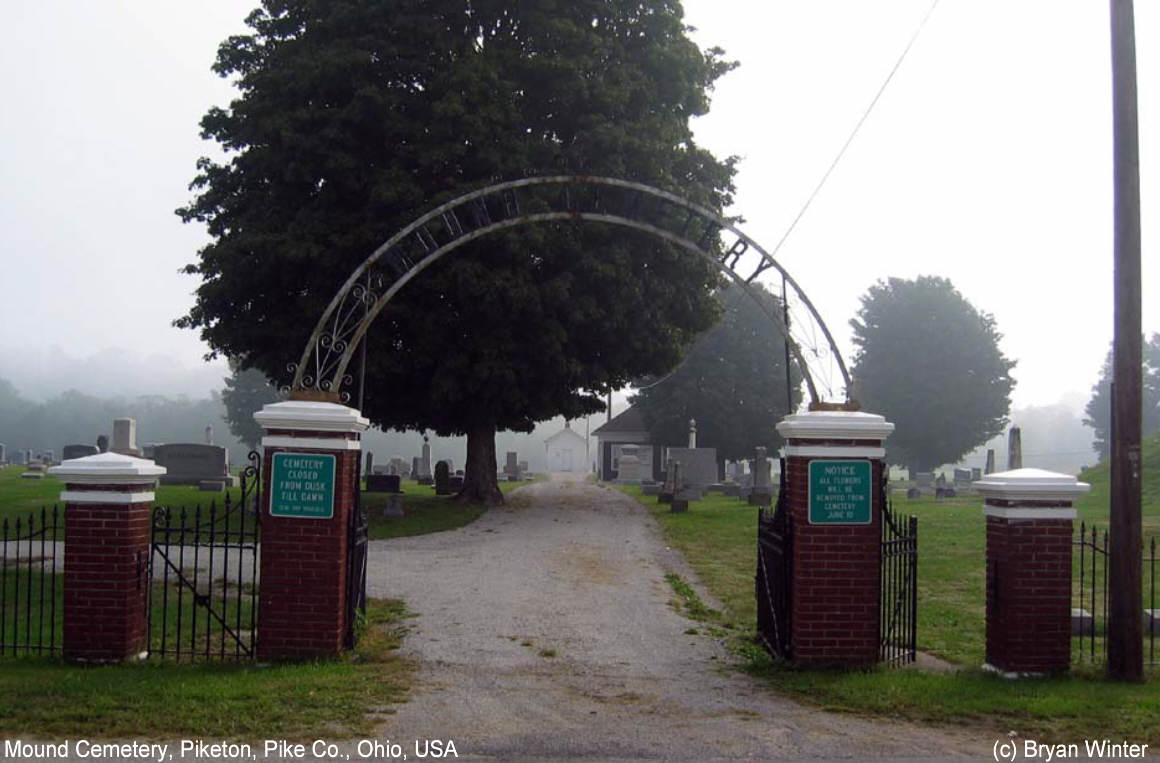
[291, 176, 852, 406]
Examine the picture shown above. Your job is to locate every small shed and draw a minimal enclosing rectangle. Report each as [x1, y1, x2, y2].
[592, 405, 661, 482]
[544, 422, 587, 473]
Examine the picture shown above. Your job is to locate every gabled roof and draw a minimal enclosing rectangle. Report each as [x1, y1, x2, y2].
[545, 426, 586, 447]
[592, 405, 649, 437]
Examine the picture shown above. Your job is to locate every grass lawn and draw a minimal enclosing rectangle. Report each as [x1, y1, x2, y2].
[0, 465, 248, 526]
[617, 457, 1160, 743]
[0, 598, 413, 739]
[362, 475, 540, 540]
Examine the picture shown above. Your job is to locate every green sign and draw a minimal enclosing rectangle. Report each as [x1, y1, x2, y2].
[270, 453, 336, 519]
[808, 460, 872, 525]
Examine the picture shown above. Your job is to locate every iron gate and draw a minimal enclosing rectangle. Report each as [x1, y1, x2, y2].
[880, 488, 918, 666]
[148, 452, 260, 661]
[345, 457, 369, 648]
[1, 507, 61, 657]
[755, 462, 792, 659]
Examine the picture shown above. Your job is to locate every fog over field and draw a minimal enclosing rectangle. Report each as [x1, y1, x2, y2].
[1, 1, 1155, 475]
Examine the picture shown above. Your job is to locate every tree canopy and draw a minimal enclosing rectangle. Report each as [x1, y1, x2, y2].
[221, 361, 281, 450]
[176, 0, 737, 503]
[1083, 333, 1160, 461]
[630, 283, 802, 465]
[849, 276, 1015, 474]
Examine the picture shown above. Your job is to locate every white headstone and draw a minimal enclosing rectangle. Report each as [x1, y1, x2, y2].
[688, 418, 697, 448]
[204, 425, 214, 445]
[420, 438, 432, 478]
[112, 418, 137, 456]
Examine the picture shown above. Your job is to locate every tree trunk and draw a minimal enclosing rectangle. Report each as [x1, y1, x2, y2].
[456, 422, 504, 506]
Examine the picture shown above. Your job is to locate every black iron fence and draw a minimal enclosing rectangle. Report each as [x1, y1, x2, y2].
[755, 481, 793, 660]
[1, 507, 61, 656]
[880, 500, 918, 666]
[148, 453, 261, 661]
[1072, 523, 1158, 668]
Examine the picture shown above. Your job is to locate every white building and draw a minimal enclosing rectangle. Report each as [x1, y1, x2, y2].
[544, 421, 588, 472]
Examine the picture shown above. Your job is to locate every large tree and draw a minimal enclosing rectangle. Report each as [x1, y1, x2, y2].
[630, 283, 802, 472]
[1083, 333, 1160, 461]
[177, 1, 736, 503]
[849, 276, 1015, 474]
[221, 360, 281, 450]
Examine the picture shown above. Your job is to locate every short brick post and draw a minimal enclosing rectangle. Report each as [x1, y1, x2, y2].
[254, 399, 369, 661]
[776, 410, 894, 667]
[975, 468, 1089, 676]
[48, 452, 166, 663]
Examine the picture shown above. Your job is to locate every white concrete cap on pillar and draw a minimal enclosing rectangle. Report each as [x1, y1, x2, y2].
[777, 410, 894, 459]
[48, 452, 166, 484]
[254, 400, 371, 433]
[776, 411, 895, 441]
[48, 451, 166, 504]
[974, 468, 1091, 504]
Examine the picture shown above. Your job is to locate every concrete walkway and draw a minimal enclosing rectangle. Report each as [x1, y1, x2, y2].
[366, 474, 993, 761]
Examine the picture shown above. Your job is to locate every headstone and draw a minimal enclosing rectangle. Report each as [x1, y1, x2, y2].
[504, 451, 519, 479]
[1071, 608, 1093, 637]
[688, 418, 697, 448]
[96, 435, 109, 453]
[666, 447, 717, 489]
[112, 418, 138, 456]
[518, 460, 528, 474]
[749, 447, 773, 505]
[642, 483, 661, 496]
[153, 443, 230, 486]
[389, 457, 409, 477]
[383, 494, 405, 518]
[617, 445, 642, 483]
[984, 449, 996, 475]
[142, 442, 161, 459]
[723, 484, 741, 498]
[25, 449, 33, 465]
[953, 468, 972, 487]
[10, 449, 23, 465]
[198, 480, 225, 492]
[367, 474, 401, 493]
[365, 452, 375, 476]
[915, 472, 934, 488]
[435, 461, 452, 495]
[971, 467, 982, 481]
[62, 444, 100, 461]
[204, 425, 214, 446]
[43, 449, 55, 465]
[412, 456, 421, 479]
[668, 462, 687, 513]
[420, 437, 432, 479]
[1007, 427, 1022, 470]
[729, 461, 745, 481]
[0, 443, 5, 464]
[659, 459, 676, 504]
[935, 473, 947, 487]
[449, 475, 464, 490]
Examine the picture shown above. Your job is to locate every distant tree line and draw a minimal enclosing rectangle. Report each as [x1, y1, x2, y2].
[0, 376, 250, 464]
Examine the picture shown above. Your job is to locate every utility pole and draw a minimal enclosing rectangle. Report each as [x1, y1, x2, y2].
[1108, 0, 1143, 681]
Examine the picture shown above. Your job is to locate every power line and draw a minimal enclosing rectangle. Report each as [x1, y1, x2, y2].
[766, 0, 941, 263]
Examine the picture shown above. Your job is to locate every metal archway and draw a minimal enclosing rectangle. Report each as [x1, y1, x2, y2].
[288, 176, 852, 407]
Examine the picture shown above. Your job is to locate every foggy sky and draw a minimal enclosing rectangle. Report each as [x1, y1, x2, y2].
[1, 1, 1155, 416]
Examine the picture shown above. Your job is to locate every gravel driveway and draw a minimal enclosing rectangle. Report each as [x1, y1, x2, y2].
[368, 473, 989, 761]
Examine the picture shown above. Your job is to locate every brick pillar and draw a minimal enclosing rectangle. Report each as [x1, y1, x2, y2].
[254, 399, 369, 661]
[48, 452, 166, 663]
[775, 410, 895, 667]
[975, 468, 1090, 676]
